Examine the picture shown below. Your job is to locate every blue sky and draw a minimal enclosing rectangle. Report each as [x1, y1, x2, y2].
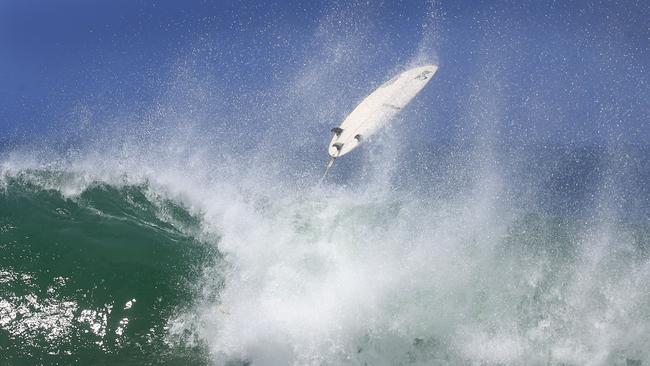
[1, 0, 648, 146]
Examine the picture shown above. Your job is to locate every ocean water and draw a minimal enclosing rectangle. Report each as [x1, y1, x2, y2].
[1, 137, 649, 366]
[1, 3, 649, 365]
[0, 172, 216, 364]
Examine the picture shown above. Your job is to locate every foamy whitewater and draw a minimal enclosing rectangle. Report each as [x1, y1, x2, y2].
[1, 3, 649, 366]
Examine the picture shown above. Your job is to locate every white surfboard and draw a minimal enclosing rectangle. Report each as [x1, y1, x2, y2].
[327, 64, 438, 158]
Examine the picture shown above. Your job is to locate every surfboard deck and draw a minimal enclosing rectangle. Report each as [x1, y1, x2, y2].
[328, 65, 438, 157]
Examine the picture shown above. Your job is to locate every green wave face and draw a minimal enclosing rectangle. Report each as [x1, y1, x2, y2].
[0, 173, 216, 365]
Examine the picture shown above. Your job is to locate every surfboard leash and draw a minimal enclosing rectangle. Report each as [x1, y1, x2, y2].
[320, 156, 337, 183]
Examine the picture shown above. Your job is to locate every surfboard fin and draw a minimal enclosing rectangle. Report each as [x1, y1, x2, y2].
[332, 142, 344, 151]
[331, 127, 343, 136]
[354, 134, 362, 142]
